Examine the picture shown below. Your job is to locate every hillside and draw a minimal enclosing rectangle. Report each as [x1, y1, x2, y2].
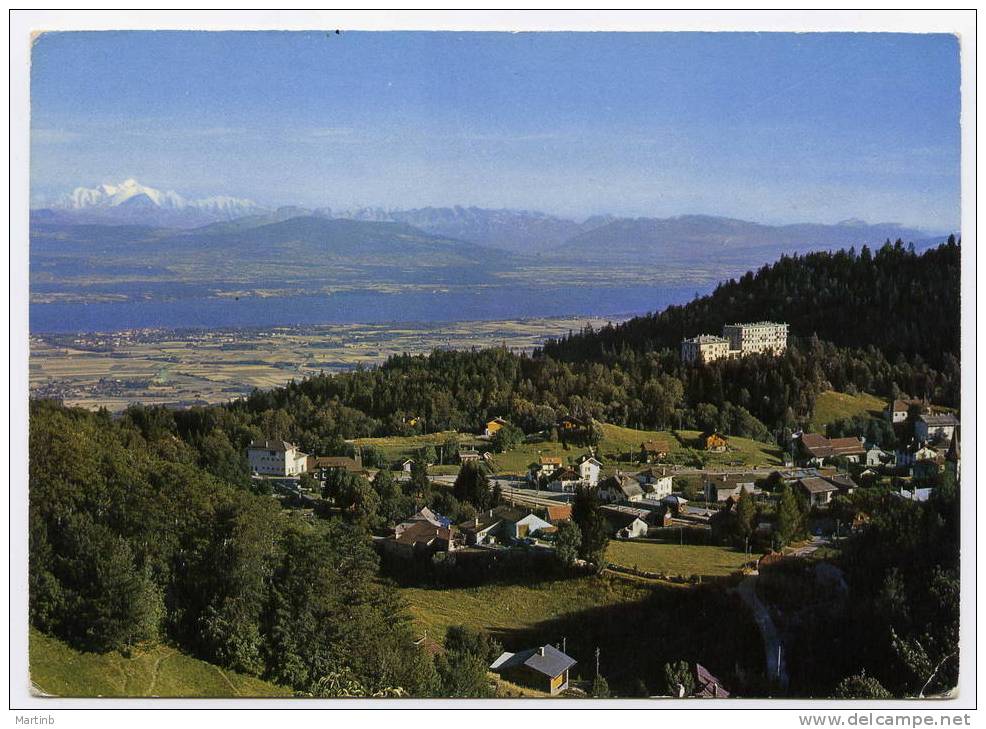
[29, 629, 291, 698]
[557, 214, 938, 263]
[542, 239, 960, 368]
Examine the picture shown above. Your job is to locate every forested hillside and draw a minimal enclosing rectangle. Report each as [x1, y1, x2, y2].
[542, 238, 960, 369]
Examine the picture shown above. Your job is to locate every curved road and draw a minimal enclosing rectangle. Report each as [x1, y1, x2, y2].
[737, 574, 789, 692]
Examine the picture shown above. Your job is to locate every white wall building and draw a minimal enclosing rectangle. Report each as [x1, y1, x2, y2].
[248, 439, 309, 476]
[681, 335, 731, 364]
[577, 456, 602, 486]
[722, 321, 789, 356]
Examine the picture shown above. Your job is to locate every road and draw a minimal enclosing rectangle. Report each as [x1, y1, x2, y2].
[737, 574, 789, 692]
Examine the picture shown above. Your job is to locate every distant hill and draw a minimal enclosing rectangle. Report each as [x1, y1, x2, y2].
[541, 238, 961, 368]
[556, 214, 941, 264]
[351, 206, 600, 254]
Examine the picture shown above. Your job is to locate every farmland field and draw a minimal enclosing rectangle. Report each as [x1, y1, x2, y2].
[606, 541, 751, 578]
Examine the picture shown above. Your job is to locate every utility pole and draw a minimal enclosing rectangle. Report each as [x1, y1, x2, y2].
[562, 637, 567, 654]
[595, 647, 601, 678]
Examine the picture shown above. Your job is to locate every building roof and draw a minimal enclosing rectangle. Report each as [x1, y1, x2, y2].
[313, 456, 362, 471]
[538, 455, 563, 466]
[546, 504, 572, 522]
[487, 417, 509, 426]
[797, 476, 840, 495]
[599, 473, 644, 499]
[248, 439, 298, 452]
[577, 455, 603, 467]
[889, 398, 924, 413]
[799, 433, 864, 459]
[684, 335, 729, 344]
[600, 505, 649, 529]
[918, 413, 959, 427]
[489, 644, 576, 679]
[693, 663, 730, 699]
[640, 440, 668, 453]
[393, 520, 452, 546]
[548, 467, 581, 482]
[407, 506, 452, 529]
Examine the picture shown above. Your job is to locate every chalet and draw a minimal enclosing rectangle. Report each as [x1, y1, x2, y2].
[702, 431, 729, 453]
[484, 417, 509, 437]
[598, 473, 645, 503]
[490, 644, 576, 696]
[458, 510, 504, 546]
[557, 415, 589, 432]
[635, 467, 674, 499]
[529, 455, 564, 481]
[885, 398, 925, 424]
[600, 505, 650, 539]
[639, 440, 668, 464]
[545, 467, 581, 494]
[795, 476, 840, 508]
[796, 433, 865, 466]
[703, 474, 757, 503]
[576, 455, 602, 486]
[248, 439, 310, 477]
[382, 521, 456, 558]
[915, 413, 959, 444]
[400, 458, 415, 474]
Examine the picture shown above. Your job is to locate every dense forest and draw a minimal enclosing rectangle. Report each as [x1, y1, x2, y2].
[28, 240, 963, 697]
[542, 237, 960, 369]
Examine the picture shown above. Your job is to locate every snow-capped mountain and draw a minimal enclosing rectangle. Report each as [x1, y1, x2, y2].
[52, 179, 266, 226]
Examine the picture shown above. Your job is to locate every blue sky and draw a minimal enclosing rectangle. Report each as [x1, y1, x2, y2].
[31, 31, 960, 229]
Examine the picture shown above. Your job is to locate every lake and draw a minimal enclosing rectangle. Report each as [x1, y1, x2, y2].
[29, 283, 711, 333]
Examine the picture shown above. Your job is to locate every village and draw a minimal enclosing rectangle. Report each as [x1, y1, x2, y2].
[243, 390, 959, 697]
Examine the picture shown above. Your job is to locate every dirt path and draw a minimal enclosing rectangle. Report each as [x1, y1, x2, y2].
[737, 574, 789, 692]
[146, 649, 175, 696]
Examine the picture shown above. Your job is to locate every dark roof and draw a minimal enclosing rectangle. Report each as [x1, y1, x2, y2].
[640, 440, 668, 453]
[600, 505, 648, 529]
[393, 521, 452, 546]
[797, 476, 840, 494]
[599, 473, 644, 499]
[248, 438, 297, 452]
[313, 456, 362, 471]
[799, 433, 864, 458]
[490, 644, 576, 679]
[549, 467, 580, 481]
[693, 663, 730, 699]
[918, 413, 959, 427]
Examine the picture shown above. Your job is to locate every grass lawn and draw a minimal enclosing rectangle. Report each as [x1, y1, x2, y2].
[400, 575, 652, 640]
[29, 629, 292, 698]
[809, 390, 886, 431]
[606, 541, 751, 578]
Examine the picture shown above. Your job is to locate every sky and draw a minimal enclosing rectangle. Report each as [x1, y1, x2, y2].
[30, 31, 961, 230]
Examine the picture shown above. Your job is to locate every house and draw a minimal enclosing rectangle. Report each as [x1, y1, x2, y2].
[692, 663, 730, 699]
[557, 415, 589, 432]
[600, 505, 650, 539]
[885, 398, 924, 424]
[484, 417, 509, 437]
[458, 510, 505, 546]
[311, 455, 364, 477]
[635, 467, 674, 499]
[795, 476, 841, 508]
[796, 433, 865, 466]
[639, 440, 668, 464]
[382, 521, 456, 558]
[400, 458, 415, 474]
[597, 473, 645, 503]
[898, 487, 934, 503]
[395, 506, 452, 535]
[458, 449, 481, 464]
[864, 444, 889, 467]
[489, 644, 576, 695]
[915, 413, 959, 444]
[702, 431, 729, 452]
[662, 494, 689, 514]
[529, 455, 564, 482]
[508, 513, 554, 541]
[703, 474, 757, 503]
[576, 455, 602, 486]
[545, 504, 572, 523]
[545, 468, 582, 493]
[897, 442, 940, 468]
[413, 634, 445, 658]
[247, 439, 310, 476]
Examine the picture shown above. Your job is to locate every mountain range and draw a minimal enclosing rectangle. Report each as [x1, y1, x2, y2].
[34, 178, 946, 267]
